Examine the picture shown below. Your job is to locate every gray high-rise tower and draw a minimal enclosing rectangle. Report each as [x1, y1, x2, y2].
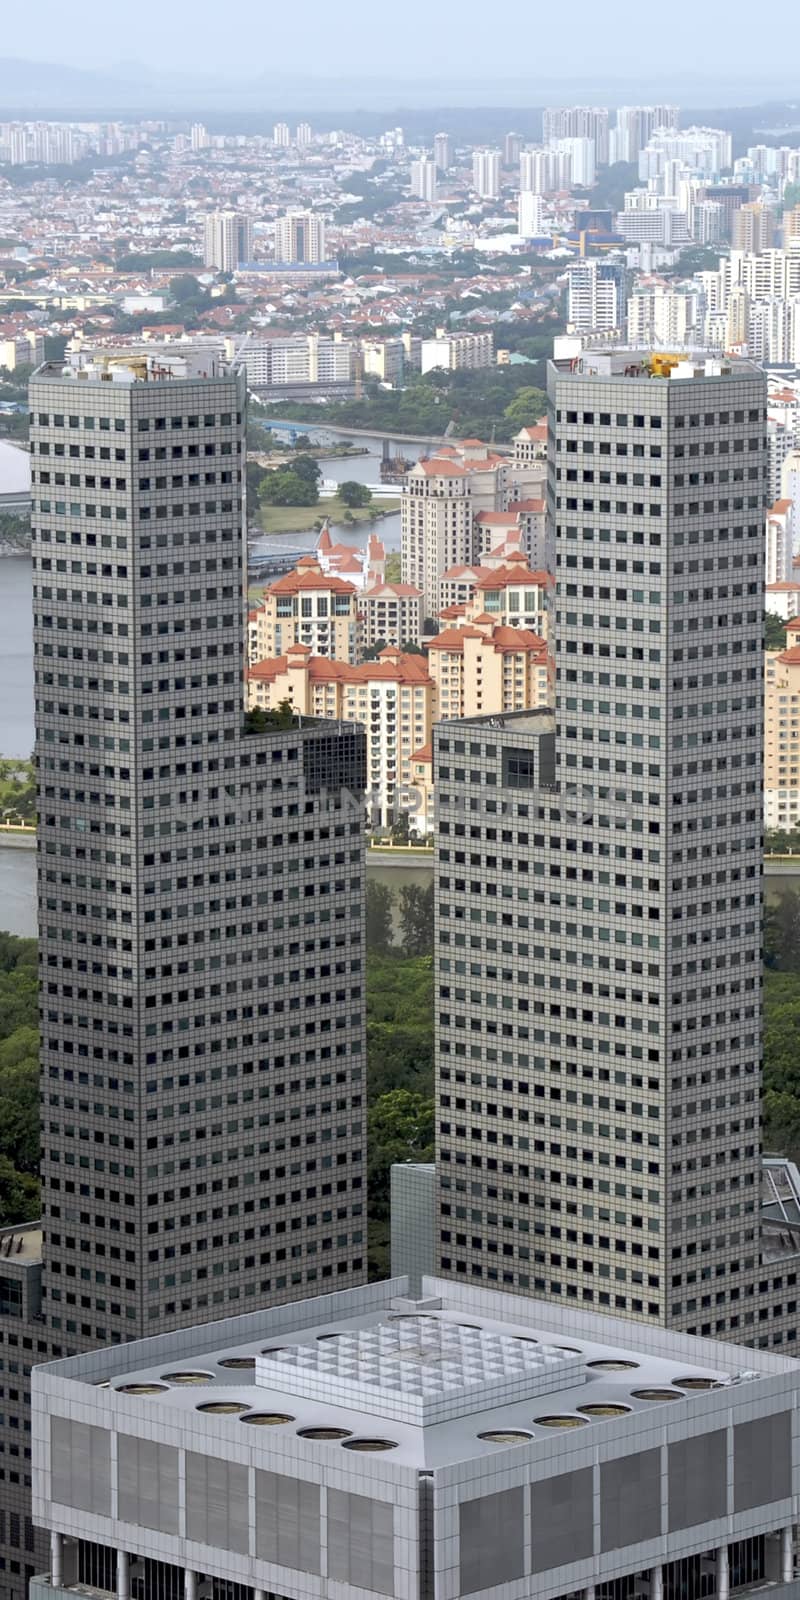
[433, 349, 800, 1349]
[0, 345, 367, 1598]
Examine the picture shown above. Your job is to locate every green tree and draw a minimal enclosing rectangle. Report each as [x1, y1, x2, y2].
[765, 891, 800, 972]
[503, 385, 547, 428]
[398, 883, 434, 956]
[783, 183, 800, 212]
[385, 552, 401, 582]
[366, 881, 394, 953]
[366, 953, 434, 1101]
[0, 1155, 39, 1229]
[259, 470, 319, 507]
[339, 480, 373, 508]
[291, 454, 323, 488]
[765, 612, 788, 650]
[367, 1088, 435, 1225]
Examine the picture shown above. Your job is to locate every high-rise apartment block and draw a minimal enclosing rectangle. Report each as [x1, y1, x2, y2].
[610, 105, 679, 164]
[471, 148, 501, 199]
[518, 190, 545, 238]
[410, 156, 437, 202]
[434, 131, 451, 172]
[272, 121, 290, 147]
[765, 643, 800, 828]
[503, 130, 522, 167]
[0, 347, 368, 1600]
[420, 329, 494, 376]
[543, 105, 609, 165]
[733, 201, 776, 254]
[567, 259, 625, 331]
[433, 349, 786, 1345]
[274, 211, 327, 265]
[295, 121, 312, 147]
[202, 211, 253, 272]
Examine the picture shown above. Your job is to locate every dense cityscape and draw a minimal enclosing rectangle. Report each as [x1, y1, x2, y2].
[2, 58, 800, 1600]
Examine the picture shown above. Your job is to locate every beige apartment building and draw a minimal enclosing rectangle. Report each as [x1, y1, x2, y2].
[247, 644, 434, 829]
[247, 555, 361, 663]
[360, 579, 423, 649]
[467, 552, 554, 637]
[765, 644, 800, 829]
[427, 617, 553, 719]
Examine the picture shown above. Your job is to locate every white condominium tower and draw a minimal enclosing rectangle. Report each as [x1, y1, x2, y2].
[472, 148, 501, 199]
[433, 348, 789, 1346]
[611, 105, 680, 164]
[543, 105, 609, 165]
[410, 155, 437, 202]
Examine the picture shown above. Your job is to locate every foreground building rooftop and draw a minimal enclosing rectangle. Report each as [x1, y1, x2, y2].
[32, 1276, 800, 1600]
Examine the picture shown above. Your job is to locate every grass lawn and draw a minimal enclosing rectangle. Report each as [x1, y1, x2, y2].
[258, 495, 400, 535]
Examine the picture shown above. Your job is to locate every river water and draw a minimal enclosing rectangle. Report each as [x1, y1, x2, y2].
[0, 845, 433, 940]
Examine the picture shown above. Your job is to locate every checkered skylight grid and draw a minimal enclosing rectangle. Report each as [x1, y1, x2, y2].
[255, 1317, 585, 1425]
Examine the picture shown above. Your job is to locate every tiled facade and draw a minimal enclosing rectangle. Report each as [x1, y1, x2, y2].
[433, 355, 800, 1352]
[0, 353, 369, 1600]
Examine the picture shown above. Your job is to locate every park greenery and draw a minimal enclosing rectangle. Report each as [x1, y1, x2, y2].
[0, 758, 36, 824]
[365, 881, 435, 1275]
[0, 512, 31, 552]
[257, 453, 322, 508]
[0, 935, 40, 1227]
[766, 611, 788, 651]
[262, 367, 547, 444]
[7, 872, 800, 1274]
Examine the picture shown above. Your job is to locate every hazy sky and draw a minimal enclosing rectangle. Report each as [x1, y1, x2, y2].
[4, 0, 800, 82]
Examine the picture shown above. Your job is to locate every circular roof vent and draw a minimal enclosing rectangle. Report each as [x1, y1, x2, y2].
[478, 1429, 533, 1445]
[534, 1414, 588, 1429]
[297, 1426, 353, 1441]
[578, 1403, 631, 1419]
[197, 1401, 250, 1416]
[631, 1388, 680, 1403]
[117, 1382, 167, 1396]
[260, 1346, 289, 1356]
[160, 1371, 213, 1386]
[672, 1376, 721, 1392]
[240, 1412, 295, 1427]
[342, 1438, 398, 1452]
[218, 1357, 256, 1371]
[587, 1358, 639, 1372]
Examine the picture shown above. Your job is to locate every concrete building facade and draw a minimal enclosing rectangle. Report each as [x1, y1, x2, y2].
[433, 351, 778, 1345]
[33, 1275, 800, 1600]
[0, 349, 369, 1600]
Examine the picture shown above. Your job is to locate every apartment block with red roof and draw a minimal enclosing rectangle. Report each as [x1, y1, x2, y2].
[247, 555, 361, 664]
[247, 644, 435, 829]
[427, 618, 553, 719]
[360, 579, 423, 650]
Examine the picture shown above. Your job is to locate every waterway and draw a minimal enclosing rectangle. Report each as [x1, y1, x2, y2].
[0, 557, 34, 759]
[2, 850, 797, 944]
[0, 845, 433, 940]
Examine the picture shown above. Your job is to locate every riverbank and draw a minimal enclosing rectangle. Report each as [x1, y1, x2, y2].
[0, 828, 35, 850]
[258, 495, 400, 535]
[258, 417, 443, 448]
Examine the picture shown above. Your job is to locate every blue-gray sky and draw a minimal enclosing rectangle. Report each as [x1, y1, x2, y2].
[3, 0, 800, 84]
